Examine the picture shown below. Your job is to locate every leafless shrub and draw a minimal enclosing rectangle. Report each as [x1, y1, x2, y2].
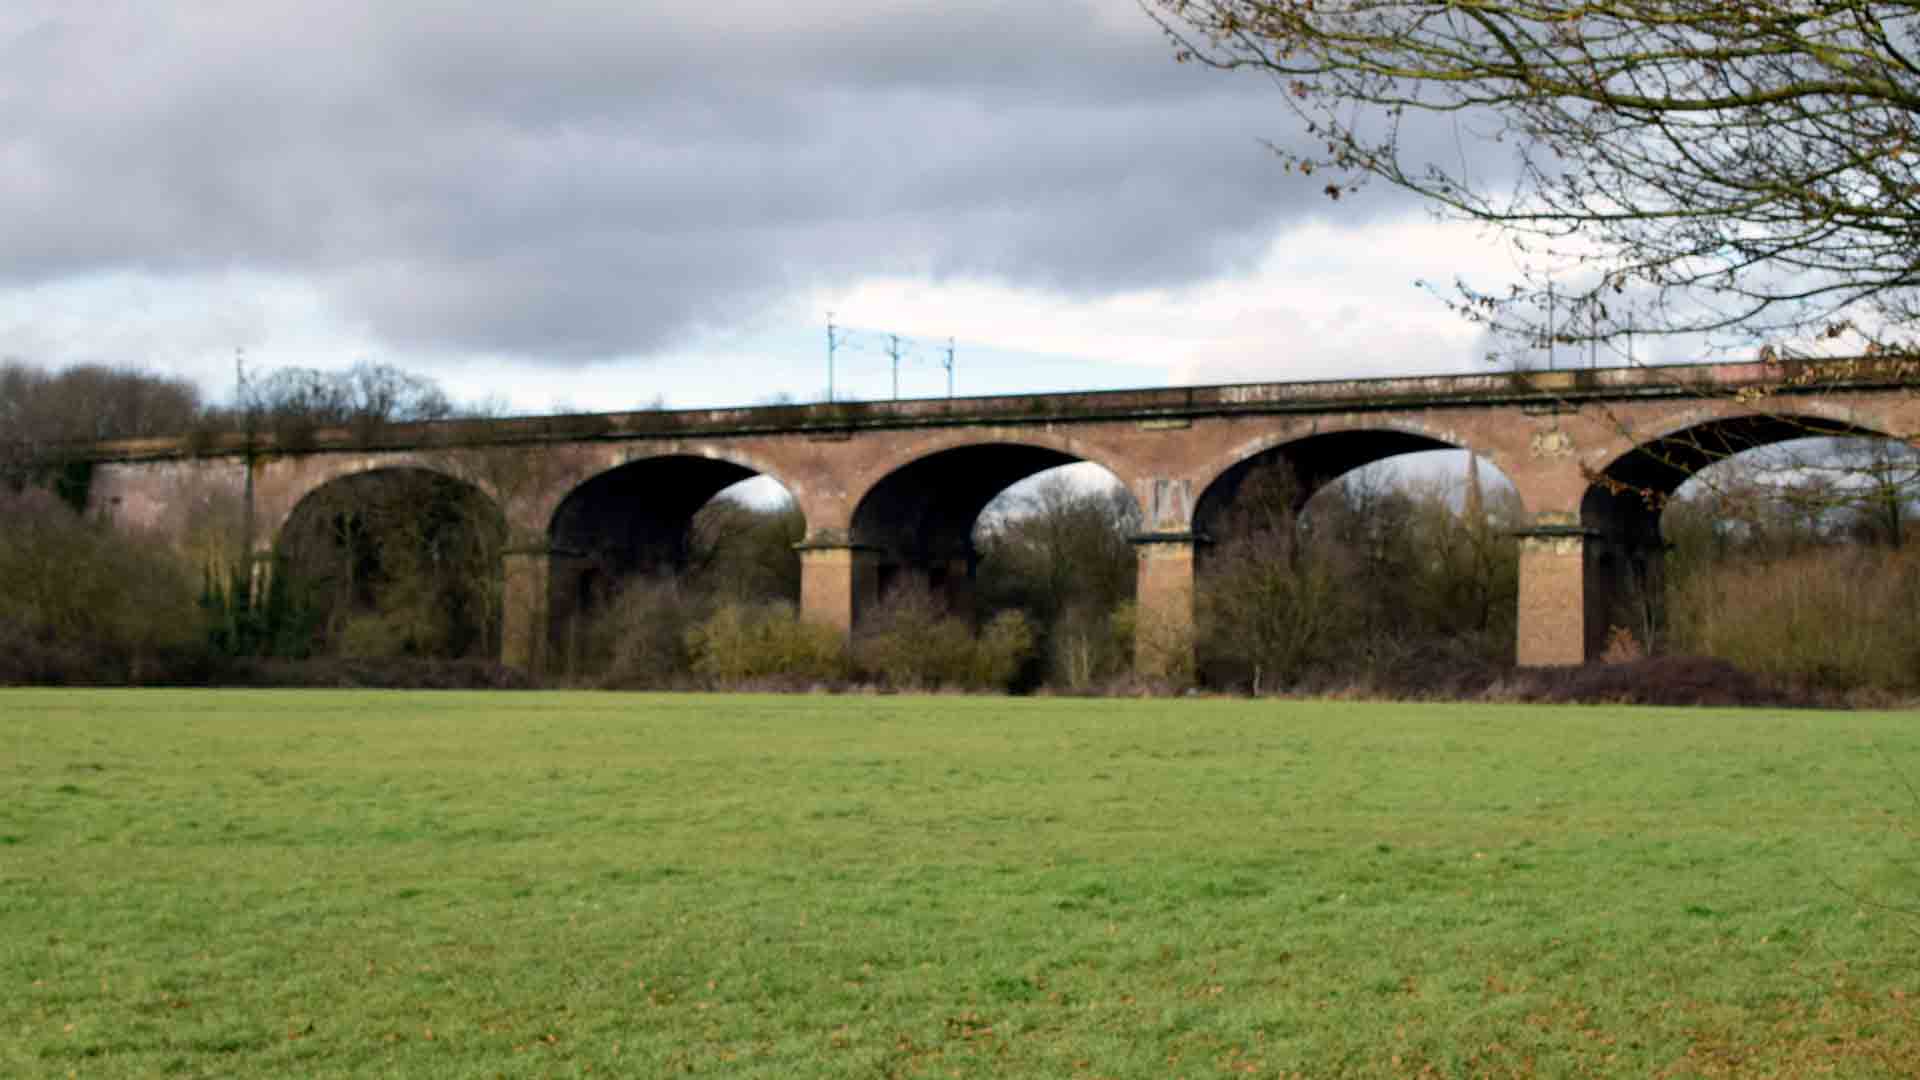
[1667, 546, 1920, 693]
[1193, 462, 1519, 694]
[1491, 657, 1807, 709]
[0, 488, 206, 684]
[685, 600, 847, 687]
[217, 656, 532, 689]
[586, 577, 710, 689]
[852, 587, 1035, 692]
[1601, 626, 1646, 665]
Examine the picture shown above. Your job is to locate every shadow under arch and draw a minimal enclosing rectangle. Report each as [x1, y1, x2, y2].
[1193, 429, 1457, 540]
[1580, 412, 1893, 656]
[275, 465, 508, 660]
[545, 453, 804, 655]
[852, 442, 1120, 619]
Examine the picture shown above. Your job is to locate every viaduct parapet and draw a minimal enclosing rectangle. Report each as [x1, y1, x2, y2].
[78, 362, 1920, 673]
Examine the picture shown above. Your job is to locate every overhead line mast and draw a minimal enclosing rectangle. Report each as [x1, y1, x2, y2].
[825, 317, 957, 401]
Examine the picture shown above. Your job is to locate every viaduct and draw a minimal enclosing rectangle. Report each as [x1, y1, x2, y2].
[79, 361, 1920, 674]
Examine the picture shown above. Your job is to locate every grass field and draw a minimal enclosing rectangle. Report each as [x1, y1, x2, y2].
[3, 690, 1917, 1077]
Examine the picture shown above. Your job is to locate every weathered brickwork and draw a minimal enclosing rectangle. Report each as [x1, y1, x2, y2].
[1514, 532, 1590, 668]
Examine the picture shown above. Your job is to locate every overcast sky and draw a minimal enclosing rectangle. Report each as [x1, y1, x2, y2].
[0, 0, 1533, 414]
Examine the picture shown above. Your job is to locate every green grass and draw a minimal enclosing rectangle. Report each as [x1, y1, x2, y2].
[3, 691, 1917, 1077]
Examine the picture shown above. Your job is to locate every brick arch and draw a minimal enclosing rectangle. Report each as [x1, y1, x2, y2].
[1575, 408, 1907, 662]
[843, 436, 1146, 618]
[1191, 420, 1506, 536]
[1592, 407, 1899, 502]
[536, 443, 808, 541]
[539, 446, 813, 657]
[270, 463, 510, 660]
[258, 452, 501, 550]
[835, 428, 1145, 536]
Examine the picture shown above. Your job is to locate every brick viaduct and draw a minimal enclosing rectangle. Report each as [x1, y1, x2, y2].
[80, 361, 1920, 674]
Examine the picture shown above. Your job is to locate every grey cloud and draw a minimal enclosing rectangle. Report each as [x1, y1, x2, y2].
[0, 1, 1424, 362]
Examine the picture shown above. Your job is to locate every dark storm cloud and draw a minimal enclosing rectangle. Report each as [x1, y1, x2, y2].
[0, 1, 1411, 361]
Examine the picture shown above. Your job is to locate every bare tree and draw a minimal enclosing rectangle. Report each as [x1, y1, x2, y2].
[976, 476, 1140, 625]
[1794, 437, 1920, 547]
[230, 361, 455, 449]
[1147, 1, 1920, 363]
[0, 486, 203, 683]
[1195, 460, 1521, 691]
[687, 496, 807, 604]
[975, 475, 1142, 688]
[2, 360, 204, 496]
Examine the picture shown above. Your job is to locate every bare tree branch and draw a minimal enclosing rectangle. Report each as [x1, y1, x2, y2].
[1147, 0, 1920, 358]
